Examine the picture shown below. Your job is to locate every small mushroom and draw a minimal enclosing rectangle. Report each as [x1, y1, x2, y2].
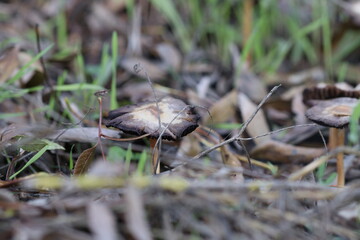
[305, 97, 358, 187]
[105, 97, 200, 174]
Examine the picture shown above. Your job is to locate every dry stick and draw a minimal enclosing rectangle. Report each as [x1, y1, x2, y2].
[192, 84, 281, 160]
[236, 123, 322, 141]
[95, 93, 106, 161]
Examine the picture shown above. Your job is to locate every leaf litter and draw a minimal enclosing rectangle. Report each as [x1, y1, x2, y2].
[0, 1, 360, 239]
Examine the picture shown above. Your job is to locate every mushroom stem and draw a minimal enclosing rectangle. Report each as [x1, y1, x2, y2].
[150, 138, 160, 174]
[336, 128, 345, 187]
[329, 128, 345, 187]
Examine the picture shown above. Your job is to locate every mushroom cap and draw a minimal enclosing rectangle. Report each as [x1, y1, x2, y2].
[303, 84, 360, 106]
[105, 97, 200, 141]
[305, 97, 358, 128]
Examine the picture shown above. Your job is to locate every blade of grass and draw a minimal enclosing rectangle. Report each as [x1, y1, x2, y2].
[125, 144, 133, 174]
[10, 140, 64, 179]
[136, 150, 148, 175]
[69, 144, 75, 170]
[149, 0, 190, 52]
[53, 83, 103, 91]
[110, 31, 118, 109]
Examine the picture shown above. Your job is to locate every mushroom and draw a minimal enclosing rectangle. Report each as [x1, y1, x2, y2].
[305, 97, 358, 187]
[105, 97, 200, 174]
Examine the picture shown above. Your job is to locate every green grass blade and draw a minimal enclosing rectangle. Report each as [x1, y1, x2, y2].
[136, 150, 148, 175]
[125, 144, 133, 174]
[349, 101, 360, 144]
[110, 31, 118, 109]
[53, 83, 103, 91]
[69, 144, 75, 170]
[10, 146, 49, 179]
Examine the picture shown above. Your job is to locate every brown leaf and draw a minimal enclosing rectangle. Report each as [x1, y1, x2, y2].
[251, 140, 324, 164]
[238, 92, 271, 145]
[0, 46, 20, 84]
[220, 146, 241, 168]
[220, 146, 244, 181]
[202, 90, 237, 125]
[74, 144, 98, 175]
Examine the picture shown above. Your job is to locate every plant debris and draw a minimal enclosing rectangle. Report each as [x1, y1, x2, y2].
[1, 1, 360, 239]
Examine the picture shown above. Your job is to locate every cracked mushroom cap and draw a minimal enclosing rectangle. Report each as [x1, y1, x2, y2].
[105, 97, 200, 141]
[305, 97, 358, 128]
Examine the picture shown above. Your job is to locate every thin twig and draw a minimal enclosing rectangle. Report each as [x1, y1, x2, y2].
[192, 84, 281, 160]
[96, 93, 106, 161]
[236, 123, 316, 141]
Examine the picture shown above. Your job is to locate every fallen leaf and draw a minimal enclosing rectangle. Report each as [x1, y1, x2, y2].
[238, 92, 271, 145]
[74, 144, 98, 175]
[236, 67, 267, 103]
[202, 90, 237, 125]
[251, 140, 324, 164]
[0, 46, 20, 84]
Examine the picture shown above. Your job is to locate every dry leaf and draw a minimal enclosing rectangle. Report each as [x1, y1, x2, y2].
[0, 46, 20, 84]
[74, 144, 97, 175]
[202, 90, 237, 125]
[236, 67, 267, 102]
[238, 92, 271, 145]
[220, 146, 244, 181]
[251, 140, 324, 164]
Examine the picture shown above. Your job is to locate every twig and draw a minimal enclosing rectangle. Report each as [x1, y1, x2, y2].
[192, 84, 281, 160]
[95, 90, 108, 161]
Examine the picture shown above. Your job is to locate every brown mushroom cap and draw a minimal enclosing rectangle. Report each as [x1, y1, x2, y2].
[303, 84, 360, 106]
[105, 97, 199, 141]
[305, 97, 358, 128]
